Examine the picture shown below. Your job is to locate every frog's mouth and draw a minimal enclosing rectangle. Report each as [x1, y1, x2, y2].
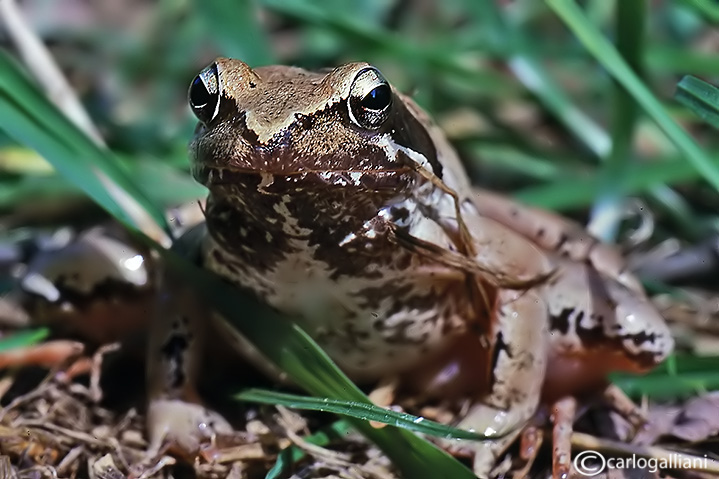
[193, 164, 416, 195]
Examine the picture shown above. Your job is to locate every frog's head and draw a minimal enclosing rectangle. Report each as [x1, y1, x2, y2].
[187, 58, 441, 200]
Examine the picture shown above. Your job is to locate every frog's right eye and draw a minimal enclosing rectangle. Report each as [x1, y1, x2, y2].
[189, 63, 221, 124]
[348, 67, 392, 130]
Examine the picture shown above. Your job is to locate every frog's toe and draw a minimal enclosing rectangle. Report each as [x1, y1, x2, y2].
[550, 396, 576, 479]
[601, 383, 647, 434]
[440, 404, 526, 478]
[146, 398, 233, 458]
[443, 439, 512, 479]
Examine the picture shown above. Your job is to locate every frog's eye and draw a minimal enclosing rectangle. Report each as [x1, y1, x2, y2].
[189, 63, 221, 124]
[348, 67, 392, 130]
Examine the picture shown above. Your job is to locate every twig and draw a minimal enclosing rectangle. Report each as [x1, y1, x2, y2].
[89, 342, 121, 403]
[56, 446, 84, 477]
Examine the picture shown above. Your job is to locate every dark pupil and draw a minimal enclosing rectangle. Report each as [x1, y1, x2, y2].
[190, 76, 211, 108]
[361, 84, 391, 110]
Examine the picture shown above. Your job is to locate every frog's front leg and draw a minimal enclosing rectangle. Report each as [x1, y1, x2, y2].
[456, 286, 548, 478]
[145, 272, 232, 457]
[422, 212, 551, 478]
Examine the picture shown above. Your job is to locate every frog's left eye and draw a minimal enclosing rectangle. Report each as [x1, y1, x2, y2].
[189, 63, 221, 124]
[348, 67, 392, 129]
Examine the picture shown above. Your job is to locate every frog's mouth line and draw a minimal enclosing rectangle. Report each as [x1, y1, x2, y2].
[193, 165, 415, 192]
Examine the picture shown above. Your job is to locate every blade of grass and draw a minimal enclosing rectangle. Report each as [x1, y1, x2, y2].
[646, 47, 719, 76]
[236, 389, 500, 440]
[514, 153, 718, 210]
[0, 0, 102, 143]
[0, 328, 49, 352]
[588, 0, 645, 241]
[0, 53, 170, 243]
[676, 75, 719, 129]
[546, 0, 719, 192]
[265, 421, 352, 479]
[613, 371, 719, 399]
[462, 142, 573, 181]
[611, 354, 719, 399]
[0, 176, 80, 209]
[265, 447, 293, 479]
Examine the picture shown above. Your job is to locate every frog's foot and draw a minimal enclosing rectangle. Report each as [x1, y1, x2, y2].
[509, 422, 545, 478]
[601, 383, 647, 435]
[438, 287, 549, 478]
[544, 389, 644, 479]
[146, 397, 234, 459]
[550, 396, 577, 479]
[368, 376, 399, 429]
[445, 403, 527, 478]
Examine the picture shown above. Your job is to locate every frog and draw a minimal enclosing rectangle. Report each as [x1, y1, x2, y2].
[142, 58, 673, 478]
[0, 58, 673, 478]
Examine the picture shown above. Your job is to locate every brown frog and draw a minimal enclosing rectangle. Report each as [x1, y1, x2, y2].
[144, 59, 673, 478]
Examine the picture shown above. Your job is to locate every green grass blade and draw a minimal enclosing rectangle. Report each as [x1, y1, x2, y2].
[236, 389, 501, 441]
[515, 154, 718, 210]
[611, 354, 719, 399]
[546, 0, 719, 192]
[646, 47, 719, 75]
[0, 328, 49, 352]
[462, 142, 573, 181]
[676, 0, 719, 23]
[265, 447, 292, 479]
[613, 371, 719, 399]
[676, 75, 719, 128]
[0, 53, 169, 240]
[508, 55, 611, 157]
[265, 421, 351, 478]
[588, 0, 645, 241]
